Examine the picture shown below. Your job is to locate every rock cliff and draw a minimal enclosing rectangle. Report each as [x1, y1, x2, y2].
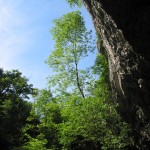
[83, 0, 150, 148]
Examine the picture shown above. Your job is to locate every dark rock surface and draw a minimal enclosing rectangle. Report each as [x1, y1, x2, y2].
[83, 0, 150, 148]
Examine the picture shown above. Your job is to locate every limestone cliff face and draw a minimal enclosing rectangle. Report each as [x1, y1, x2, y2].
[83, 0, 150, 148]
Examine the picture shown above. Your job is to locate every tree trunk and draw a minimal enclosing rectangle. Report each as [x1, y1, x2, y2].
[83, 0, 150, 148]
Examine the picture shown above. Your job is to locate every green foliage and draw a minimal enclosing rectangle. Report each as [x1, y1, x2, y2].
[60, 97, 132, 150]
[21, 89, 62, 150]
[58, 55, 133, 149]
[33, 89, 62, 125]
[46, 11, 95, 98]
[0, 69, 33, 101]
[19, 54, 133, 150]
[0, 69, 33, 150]
[34, 90, 62, 149]
[92, 54, 110, 99]
[66, 0, 82, 7]
[20, 134, 47, 150]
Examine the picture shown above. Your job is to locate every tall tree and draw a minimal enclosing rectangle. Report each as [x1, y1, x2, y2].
[46, 11, 95, 99]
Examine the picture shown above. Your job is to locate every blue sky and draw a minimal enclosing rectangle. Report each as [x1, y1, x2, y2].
[0, 0, 96, 89]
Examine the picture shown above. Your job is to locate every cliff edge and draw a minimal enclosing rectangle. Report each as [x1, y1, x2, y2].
[83, 0, 150, 148]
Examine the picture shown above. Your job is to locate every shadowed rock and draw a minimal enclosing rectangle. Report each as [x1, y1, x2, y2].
[83, 0, 150, 148]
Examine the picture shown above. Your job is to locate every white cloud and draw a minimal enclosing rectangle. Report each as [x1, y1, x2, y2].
[0, 0, 31, 69]
[0, 0, 52, 89]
